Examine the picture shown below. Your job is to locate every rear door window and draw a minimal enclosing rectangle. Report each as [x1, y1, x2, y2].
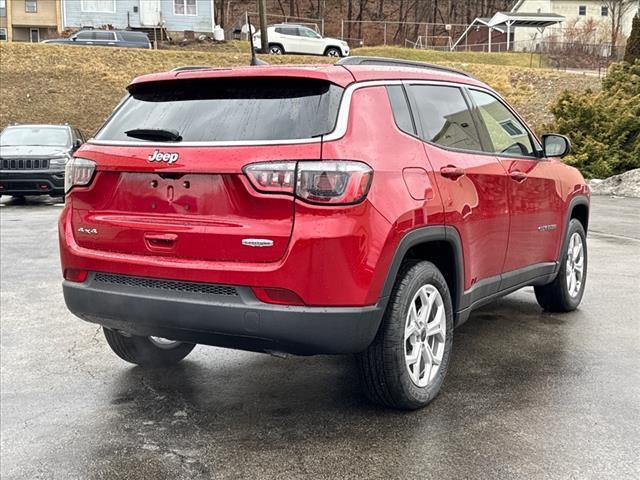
[95, 78, 343, 143]
[93, 31, 116, 41]
[408, 85, 483, 152]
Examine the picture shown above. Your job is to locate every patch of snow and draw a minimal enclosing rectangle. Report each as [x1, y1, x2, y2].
[588, 169, 640, 198]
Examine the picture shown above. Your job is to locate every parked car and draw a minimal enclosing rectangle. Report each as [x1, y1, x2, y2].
[0, 124, 84, 199]
[43, 30, 151, 49]
[60, 57, 589, 410]
[254, 24, 350, 57]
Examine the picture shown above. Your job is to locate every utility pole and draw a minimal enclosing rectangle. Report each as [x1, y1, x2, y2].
[258, 0, 269, 53]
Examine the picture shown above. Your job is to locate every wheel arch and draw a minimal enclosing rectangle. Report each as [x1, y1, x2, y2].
[570, 198, 589, 232]
[324, 45, 342, 56]
[559, 195, 590, 262]
[268, 42, 285, 53]
[378, 226, 464, 322]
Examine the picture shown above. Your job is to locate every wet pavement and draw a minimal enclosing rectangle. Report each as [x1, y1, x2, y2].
[1, 195, 639, 480]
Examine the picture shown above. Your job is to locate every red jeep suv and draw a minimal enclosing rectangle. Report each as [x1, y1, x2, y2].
[60, 57, 589, 410]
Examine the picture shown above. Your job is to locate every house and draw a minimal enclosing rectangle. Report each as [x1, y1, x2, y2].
[0, 0, 63, 42]
[60, 0, 216, 37]
[510, 0, 640, 50]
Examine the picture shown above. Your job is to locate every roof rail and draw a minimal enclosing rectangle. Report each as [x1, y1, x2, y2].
[336, 56, 473, 78]
[170, 66, 211, 72]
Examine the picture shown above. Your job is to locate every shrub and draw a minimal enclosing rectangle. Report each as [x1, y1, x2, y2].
[548, 60, 640, 178]
[624, 15, 640, 64]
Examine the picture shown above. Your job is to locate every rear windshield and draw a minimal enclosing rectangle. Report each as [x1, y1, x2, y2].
[95, 78, 344, 143]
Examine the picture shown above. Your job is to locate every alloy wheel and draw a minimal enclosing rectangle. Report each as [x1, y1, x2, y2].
[404, 284, 446, 387]
[566, 232, 585, 297]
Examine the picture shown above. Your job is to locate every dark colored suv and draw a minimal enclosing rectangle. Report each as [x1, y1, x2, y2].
[44, 30, 151, 49]
[1, 124, 84, 198]
[59, 57, 589, 409]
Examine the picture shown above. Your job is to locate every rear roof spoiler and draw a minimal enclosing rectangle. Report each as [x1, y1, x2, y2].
[336, 56, 474, 79]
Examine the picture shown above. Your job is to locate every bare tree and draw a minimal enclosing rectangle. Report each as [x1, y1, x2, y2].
[603, 0, 638, 49]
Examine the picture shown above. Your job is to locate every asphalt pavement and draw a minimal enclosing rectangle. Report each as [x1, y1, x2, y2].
[1, 195, 639, 480]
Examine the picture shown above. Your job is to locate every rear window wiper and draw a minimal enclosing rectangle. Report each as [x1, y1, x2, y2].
[125, 128, 182, 142]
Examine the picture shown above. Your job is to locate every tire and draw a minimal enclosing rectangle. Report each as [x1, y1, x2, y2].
[358, 261, 454, 410]
[325, 47, 342, 57]
[269, 44, 284, 55]
[103, 328, 195, 368]
[535, 218, 587, 312]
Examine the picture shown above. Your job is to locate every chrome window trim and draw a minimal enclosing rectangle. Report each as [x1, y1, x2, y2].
[87, 79, 485, 148]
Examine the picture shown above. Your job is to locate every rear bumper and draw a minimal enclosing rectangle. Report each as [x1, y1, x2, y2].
[63, 273, 384, 355]
[0, 170, 65, 195]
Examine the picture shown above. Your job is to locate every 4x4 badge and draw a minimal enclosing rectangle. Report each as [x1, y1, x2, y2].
[148, 150, 179, 164]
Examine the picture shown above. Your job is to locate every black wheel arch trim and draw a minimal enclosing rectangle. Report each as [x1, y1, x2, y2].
[560, 195, 590, 261]
[378, 225, 465, 321]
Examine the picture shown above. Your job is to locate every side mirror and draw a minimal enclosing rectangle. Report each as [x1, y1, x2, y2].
[73, 139, 82, 150]
[71, 36, 77, 41]
[542, 134, 571, 158]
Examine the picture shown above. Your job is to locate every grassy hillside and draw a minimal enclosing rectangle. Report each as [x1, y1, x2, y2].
[0, 43, 599, 137]
[353, 46, 544, 68]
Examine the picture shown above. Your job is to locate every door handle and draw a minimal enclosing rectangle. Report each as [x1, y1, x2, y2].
[509, 170, 528, 182]
[144, 233, 177, 251]
[440, 165, 465, 180]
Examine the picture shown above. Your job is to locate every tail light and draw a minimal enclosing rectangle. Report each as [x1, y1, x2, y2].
[244, 162, 296, 194]
[244, 161, 373, 205]
[65, 157, 96, 193]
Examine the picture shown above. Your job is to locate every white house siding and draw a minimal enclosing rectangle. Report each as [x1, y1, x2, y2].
[511, 0, 639, 51]
[62, 0, 214, 33]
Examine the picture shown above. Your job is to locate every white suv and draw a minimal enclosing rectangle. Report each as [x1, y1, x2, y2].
[254, 24, 350, 57]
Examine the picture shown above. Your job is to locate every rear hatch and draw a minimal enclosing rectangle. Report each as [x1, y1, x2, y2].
[70, 75, 344, 263]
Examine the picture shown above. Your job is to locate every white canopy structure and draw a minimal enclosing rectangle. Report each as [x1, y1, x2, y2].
[452, 11, 565, 52]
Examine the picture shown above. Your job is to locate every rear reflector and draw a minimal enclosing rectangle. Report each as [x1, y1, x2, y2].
[252, 287, 305, 306]
[243, 161, 373, 205]
[64, 268, 88, 283]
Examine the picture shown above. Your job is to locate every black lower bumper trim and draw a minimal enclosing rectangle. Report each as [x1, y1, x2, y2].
[63, 274, 384, 355]
[0, 170, 65, 195]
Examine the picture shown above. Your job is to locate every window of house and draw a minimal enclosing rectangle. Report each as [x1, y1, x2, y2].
[0, 0, 6, 17]
[407, 85, 483, 152]
[601, 5, 609, 16]
[81, 0, 116, 13]
[578, 5, 587, 16]
[174, 0, 197, 16]
[468, 89, 536, 158]
[25, 0, 37, 13]
[0, 28, 7, 42]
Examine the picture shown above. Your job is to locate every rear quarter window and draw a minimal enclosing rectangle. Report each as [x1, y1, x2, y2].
[95, 77, 343, 143]
[120, 32, 149, 43]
